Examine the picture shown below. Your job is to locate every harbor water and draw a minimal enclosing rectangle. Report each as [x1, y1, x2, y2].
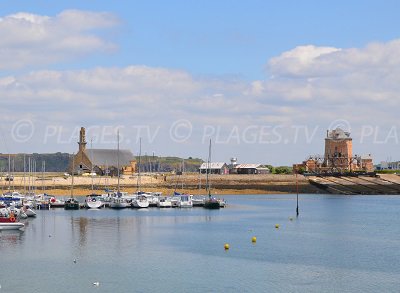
[1, 194, 400, 292]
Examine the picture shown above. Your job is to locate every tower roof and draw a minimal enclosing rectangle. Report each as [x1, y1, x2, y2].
[326, 128, 351, 140]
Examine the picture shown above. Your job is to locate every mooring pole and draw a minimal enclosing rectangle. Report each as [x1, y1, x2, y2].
[296, 172, 299, 217]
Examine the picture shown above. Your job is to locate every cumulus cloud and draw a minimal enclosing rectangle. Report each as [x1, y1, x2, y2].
[1, 14, 400, 163]
[268, 45, 341, 78]
[263, 40, 400, 108]
[0, 10, 119, 70]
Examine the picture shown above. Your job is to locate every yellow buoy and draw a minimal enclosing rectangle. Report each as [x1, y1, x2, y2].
[224, 243, 230, 250]
[251, 236, 257, 243]
[275, 224, 280, 229]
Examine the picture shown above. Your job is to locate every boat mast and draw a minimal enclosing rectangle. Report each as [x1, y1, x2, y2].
[42, 161, 45, 192]
[181, 158, 185, 192]
[28, 157, 30, 195]
[117, 131, 120, 194]
[104, 160, 108, 192]
[23, 154, 26, 194]
[206, 139, 212, 198]
[91, 138, 94, 193]
[8, 154, 11, 191]
[136, 137, 142, 193]
[71, 153, 75, 198]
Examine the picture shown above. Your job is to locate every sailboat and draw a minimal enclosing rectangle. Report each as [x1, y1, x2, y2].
[85, 139, 103, 209]
[64, 153, 80, 210]
[110, 131, 129, 209]
[176, 159, 193, 208]
[132, 138, 150, 208]
[203, 140, 220, 209]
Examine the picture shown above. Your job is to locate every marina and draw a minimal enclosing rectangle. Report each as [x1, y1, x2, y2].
[1, 194, 400, 292]
[1, 2, 399, 292]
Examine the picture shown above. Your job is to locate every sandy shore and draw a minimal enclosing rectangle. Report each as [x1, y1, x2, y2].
[0, 173, 316, 197]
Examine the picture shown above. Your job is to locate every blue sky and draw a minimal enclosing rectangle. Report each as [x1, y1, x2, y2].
[0, 1, 399, 165]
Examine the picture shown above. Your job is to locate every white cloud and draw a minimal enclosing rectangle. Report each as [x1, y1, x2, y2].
[1, 10, 400, 164]
[0, 10, 119, 70]
[268, 45, 341, 78]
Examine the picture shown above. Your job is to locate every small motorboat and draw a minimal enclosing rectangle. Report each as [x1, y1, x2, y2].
[22, 205, 37, 217]
[177, 194, 193, 208]
[157, 197, 172, 208]
[0, 212, 24, 230]
[49, 196, 65, 208]
[64, 198, 80, 210]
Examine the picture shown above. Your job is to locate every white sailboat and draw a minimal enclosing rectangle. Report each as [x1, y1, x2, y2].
[86, 139, 103, 209]
[64, 154, 80, 210]
[203, 139, 220, 209]
[132, 138, 149, 208]
[110, 131, 129, 209]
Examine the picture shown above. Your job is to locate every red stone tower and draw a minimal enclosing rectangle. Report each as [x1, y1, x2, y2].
[323, 128, 353, 171]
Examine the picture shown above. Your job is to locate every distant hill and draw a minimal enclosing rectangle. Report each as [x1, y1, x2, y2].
[0, 153, 203, 173]
[0, 153, 72, 173]
[138, 156, 203, 173]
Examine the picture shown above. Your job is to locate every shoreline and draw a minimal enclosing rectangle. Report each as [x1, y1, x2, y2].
[2, 173, 400, 196]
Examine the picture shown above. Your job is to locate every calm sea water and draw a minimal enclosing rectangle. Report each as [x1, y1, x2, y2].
[1, 194, 400, 293]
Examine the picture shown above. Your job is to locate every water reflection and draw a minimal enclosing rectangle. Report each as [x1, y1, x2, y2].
[0, 230, 24, 246]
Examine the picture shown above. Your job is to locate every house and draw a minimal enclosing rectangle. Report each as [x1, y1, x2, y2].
[72, 127, 136, 176]
[360, 154, 374, 172]
[234, 164, 270, 174]
[199, 162, 229, 174]
[377, 160, 400, 171]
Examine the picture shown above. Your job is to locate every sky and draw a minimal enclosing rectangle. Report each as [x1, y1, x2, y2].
[0, 0, 399, 165]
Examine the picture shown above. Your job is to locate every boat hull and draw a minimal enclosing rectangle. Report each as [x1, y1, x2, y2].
[0, 222, 25, 230]
[132, 200, 149, 208]
[157, 201, 172, 208]
[109, 202, 129, 209]
[203, 199, 220, 209]
[178, 202, 193, 208]
[86, 201, 103, 209]
[64, 203, 80, 210]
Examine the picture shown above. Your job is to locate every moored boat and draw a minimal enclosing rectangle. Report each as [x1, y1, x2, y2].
[0, 212, 24, 230]
[157, 197, 172, 208]
[85, 194, 103, 209]
[132, 194, 150, 208]
[65, 152, 79, 210]
[49, 196, 65, 208]
[192, 196, 205, 207]
[177, 193, 193, 208]
[203, 140, 220, 210]
[109, 193, 130, 209]
[22, 205, 37, 217]
[204, 197, 221, 209]
[64, 198, 80, 210]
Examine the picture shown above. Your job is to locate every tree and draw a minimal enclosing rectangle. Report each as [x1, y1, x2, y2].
[274, 166, 292, 174]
